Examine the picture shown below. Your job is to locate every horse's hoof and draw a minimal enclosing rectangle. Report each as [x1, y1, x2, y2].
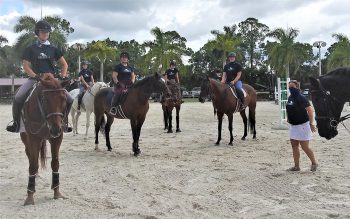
[167, 130, 173, 133]
[24, 197, 34, 206]
[176, 129, 181, 133]
[228, 142, 233, 146]
[133, 150, 141, 157]
[164, 127, 168, 130]
[107, 148, 112, 152]
[54, 191, 67, 200]
[215, 142, 220, 145]
[241, 137, 246, 140]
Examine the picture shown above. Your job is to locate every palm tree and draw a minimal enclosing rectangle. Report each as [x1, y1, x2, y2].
[14, 15, 74, 54]
[266, 27, 300, 78]
[0, 35, 8, 47]
[209, 25, 241, 68]
[84, 41, 116, 82]
[327, 33, 350, 70]
[143, 27, 190, 73]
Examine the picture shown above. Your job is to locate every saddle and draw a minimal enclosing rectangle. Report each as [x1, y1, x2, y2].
[228, 85, 247, 112]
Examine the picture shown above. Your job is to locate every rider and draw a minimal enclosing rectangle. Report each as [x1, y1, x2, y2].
[109, 52, 135, 115]
[164, 60, 181, 98]
[221, 52, 245, 110]
[6, 20, 73, 133]
[77, 60, 94, 111]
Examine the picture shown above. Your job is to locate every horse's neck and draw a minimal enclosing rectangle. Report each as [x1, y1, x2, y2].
[127, 85, 152, 105]
[210, 80, 227, 98]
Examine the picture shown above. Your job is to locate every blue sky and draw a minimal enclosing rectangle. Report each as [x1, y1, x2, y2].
[1, 0, 350, 55]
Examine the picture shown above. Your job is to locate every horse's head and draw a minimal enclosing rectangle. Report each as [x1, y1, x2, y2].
[38, 74, 70, 138]
[90, 82, 109, 95]
[153, 73, 171, 97]
[309, 77, 342, 139]
[199, 77, 210, 103]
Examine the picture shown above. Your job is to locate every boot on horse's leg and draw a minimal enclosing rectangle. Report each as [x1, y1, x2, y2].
[24, 174, 36, 205]
[52, 172, 65, 199]
[110, 95, 120, 115]
[6, 100, 22, 133]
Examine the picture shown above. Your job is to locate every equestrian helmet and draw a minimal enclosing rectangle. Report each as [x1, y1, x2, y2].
[35, 20, 52, 36]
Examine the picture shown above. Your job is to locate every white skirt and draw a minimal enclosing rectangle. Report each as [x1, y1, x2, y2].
[289, 121, 312, 141]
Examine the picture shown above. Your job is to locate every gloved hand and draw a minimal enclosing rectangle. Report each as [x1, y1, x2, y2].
[33, 74, 41, 82]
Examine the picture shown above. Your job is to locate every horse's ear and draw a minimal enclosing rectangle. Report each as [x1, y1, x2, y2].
[61, 79, 71, 88]
[309, 77, 320, 89]
[154, 72, 161, 79]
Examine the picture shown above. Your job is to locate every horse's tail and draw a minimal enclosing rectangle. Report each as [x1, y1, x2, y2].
[40, 140, 47, 169]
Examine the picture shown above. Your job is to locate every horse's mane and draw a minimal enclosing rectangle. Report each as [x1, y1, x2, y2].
[132, 75, 155, 88]
[40, 74, 62, 89]
[322, 67, 350, 78]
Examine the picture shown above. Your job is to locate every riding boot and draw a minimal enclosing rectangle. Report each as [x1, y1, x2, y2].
[109, 95, 120, 115]
[236, 89, 245, 110]
[77, 93, 84, 111]
[6, 100, 22, 133]
[63, 101, 72, 133]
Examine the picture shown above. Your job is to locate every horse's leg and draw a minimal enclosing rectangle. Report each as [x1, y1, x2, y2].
[216, 112, 224, 145]
[131, 116, 145, 156]
[163, 105, 168, 130]
[167, 108, 173, 133]
[175, 105, 181, 132]
[249, 103, 257, 139]
[228, 114, 234, 145]
[71, 109, 76, 135]
[94, 111, 104, 151]
[49, 136, 65, 200]
[85, 110, 91, 139]
[21, 133, 40, 205]
[240, 110, 248, 140]
[105, 114, 114, 151]
[75, 111, 81, 135]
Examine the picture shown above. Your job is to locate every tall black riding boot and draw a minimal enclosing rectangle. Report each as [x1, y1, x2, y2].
[236, 89, 245, 110]
[63, 101, 72, 133]
[109, 95, 120, 115]
[6, 100, 22, 133]
[77, 93, 84, 111]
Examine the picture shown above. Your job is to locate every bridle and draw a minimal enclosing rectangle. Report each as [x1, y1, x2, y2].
[311, 79, 350, 130]
[25, 87, 66, 136]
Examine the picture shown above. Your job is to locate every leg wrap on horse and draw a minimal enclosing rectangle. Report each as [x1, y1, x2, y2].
[51, 172, 60, 190]
[27, 175, 36, 193]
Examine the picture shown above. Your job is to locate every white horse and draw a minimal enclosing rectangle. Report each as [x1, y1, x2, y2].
[69, 82, 109, 138]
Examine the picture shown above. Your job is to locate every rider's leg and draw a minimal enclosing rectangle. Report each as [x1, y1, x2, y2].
[77, 86, 85, 111]
[63, 91, 73, 133]
[6, 79, 36, 132]
[235, 81, 245, 110]
[109, 95, 120, 115]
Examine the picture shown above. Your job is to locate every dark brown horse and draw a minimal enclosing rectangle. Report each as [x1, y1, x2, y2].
[161, 80, 182, 133]
[20, 74, 70, 205]
[199, 78, 257, 145]
[309, 67, 350, 139]
[94, 73, 170, 156]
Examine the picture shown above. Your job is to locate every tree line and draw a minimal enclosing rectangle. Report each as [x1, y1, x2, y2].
[0, 16, 349, 90]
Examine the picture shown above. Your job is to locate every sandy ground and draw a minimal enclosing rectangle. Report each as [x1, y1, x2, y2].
[0, 101, 349, 219]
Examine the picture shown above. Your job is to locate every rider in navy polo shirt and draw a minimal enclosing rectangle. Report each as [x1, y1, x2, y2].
[77, 61, 94, 111]
[164, 60, 180, 83]
[221, 52, 244, 109]
[110, 52, 135, 115]
[6, 20, 73, 133]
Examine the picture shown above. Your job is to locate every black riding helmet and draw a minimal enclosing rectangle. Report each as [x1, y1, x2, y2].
[170, 60, 176, 66]
[35, 20, 52, 36]
[120, 51, 129, 59]
[81, 60, 90, 65]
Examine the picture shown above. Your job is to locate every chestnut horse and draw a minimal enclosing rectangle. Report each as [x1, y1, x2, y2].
[161, 80, 182, 133]
[20, 74, 70, 205]
[199, 78, 257, 145]
[94, 73, 170, 156]
[309, 67, 350, 139]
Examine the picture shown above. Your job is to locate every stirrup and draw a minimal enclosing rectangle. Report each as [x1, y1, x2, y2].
[110, 107, 117, 115]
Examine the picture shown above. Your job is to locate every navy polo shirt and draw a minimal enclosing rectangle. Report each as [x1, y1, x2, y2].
[113, 63, 134, 82]
[286, 94, 311, 125]
[223, 61, 242, 83]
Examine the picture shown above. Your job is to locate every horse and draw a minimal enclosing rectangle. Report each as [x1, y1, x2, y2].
[69, 82, 109, 137]
[20, 73, 70, 205]
[161, 80, 182, 133]
[199, 78, 257, 145]
[309, 67, 350, 140]
[94, 73, 171, 156]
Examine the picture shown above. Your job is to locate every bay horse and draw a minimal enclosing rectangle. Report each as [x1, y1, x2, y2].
[20, 73, 70, 205]
[161, 80, 182, 133]
[69, 82, 109, 137]
[309, 67, 350, 140]
[94, 73, 171, 156]
[199, 78, 257, 145]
